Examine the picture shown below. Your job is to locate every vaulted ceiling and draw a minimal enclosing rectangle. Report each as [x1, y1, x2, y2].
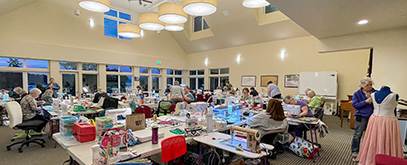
[0, 0, 38, 16]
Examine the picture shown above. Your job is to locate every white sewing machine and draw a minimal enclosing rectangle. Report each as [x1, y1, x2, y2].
[282, 104, 301, 116]
[105, 108, 132, 123]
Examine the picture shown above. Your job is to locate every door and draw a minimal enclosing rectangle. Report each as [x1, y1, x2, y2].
[62, 73, 78, 96]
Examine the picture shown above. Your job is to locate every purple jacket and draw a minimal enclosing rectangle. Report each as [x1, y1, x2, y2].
[352, 88, 376, 117]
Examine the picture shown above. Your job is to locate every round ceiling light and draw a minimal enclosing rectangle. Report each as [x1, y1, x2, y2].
[165, 23, 184, 31]
[158, 3, 188, 24]
[242, 0, 270, 8]
[79, 0, 110, 13]
[118, 24, 141, 38]
[139, 13, 165, 31]
[183, 0, 217, 16]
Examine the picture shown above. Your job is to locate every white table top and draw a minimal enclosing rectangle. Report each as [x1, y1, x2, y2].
[53, 133, 97, 150]
[67, 124, 192, 165]
[193, 132, 269, 159]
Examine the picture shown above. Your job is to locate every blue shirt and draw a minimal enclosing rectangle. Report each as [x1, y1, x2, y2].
[297, 100, 314, 117]
[352, 88, 376, 117]
[267, 83, 281, 98]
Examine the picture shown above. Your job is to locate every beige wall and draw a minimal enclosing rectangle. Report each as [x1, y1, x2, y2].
[187, 36, 370, 101]
[0, 0, 188, 69]
[319, 27, 407, 98]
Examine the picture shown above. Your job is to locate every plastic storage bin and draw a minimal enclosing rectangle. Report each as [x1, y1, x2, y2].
[72, 123, 96, 143]
[60, 116, 78, 139]
[95, 117, 113, 137]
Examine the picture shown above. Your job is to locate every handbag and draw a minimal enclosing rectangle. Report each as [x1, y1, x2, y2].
[289, 137, 319, 159]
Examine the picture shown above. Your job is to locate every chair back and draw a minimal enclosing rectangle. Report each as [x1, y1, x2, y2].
[161, 135, 187, 163]
[135, 105, 152, 118]
[196, 94, 204, 101]
[204, 94, 212, 103]
[158, 100, 172, 116]
[170, 104, 176, 113]
[5, 102, 23, 128]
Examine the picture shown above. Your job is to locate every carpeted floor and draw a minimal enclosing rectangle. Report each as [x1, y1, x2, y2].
[0, 115, 357, 165]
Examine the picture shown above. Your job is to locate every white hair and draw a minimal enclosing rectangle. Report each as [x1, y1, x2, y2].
[13, 87, 25, 94]
[359, 77, 373, 87]
[43, 89, 53, 96]
[174, 81, 180, 86]
[29, 88, 42, 95]
[283, 95, 294, 103]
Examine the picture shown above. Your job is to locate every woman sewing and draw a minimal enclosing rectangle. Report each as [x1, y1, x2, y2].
[284, 95, 314, 138]
[241, 88, 252, 101]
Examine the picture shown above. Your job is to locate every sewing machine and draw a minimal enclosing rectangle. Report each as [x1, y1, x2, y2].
[105, 108, 132, 123]
[186, 102, 208, 115]
[228, 126, 261, 153]
[283, 104, 301, 116]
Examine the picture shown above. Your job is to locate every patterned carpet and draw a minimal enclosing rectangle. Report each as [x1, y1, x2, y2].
[0, 115, 358, 165]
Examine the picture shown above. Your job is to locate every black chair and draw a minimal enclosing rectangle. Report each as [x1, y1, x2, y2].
[5, 102, 49, 153]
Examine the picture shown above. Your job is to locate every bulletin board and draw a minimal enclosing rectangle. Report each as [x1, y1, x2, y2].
[261, 75, 278, 87]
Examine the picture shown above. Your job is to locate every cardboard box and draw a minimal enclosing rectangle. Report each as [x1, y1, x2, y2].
[126, 114, 146, 131]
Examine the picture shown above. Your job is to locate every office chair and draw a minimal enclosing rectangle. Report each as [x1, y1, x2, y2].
[135, 105, 152, 118]
[161, 135, 187, 164]
[5, 102, 48, 153]
[157, 100, 172, 116]
[196, 94, 204, 102]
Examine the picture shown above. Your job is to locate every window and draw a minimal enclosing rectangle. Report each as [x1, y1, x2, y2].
[190, 70, 197, 75]
[83, 74, 98, 92]
[0, 72, 23, 91]
[265, 5, 278, 14]
[167, 77, 173, 87]
[189, 69, 205, 90]
[28, 73, 48, 92]
[0, 57, 23, 68]
[220, 68, 229, 74]
[194, 16, 209, 32]
[210, 69, 219, 74]
[82, 63, 97, 71]
[140, 68, 149, 74]
[152, 76, 159, 92]
[189, 78, 196, 90]
[139, 76, 148, 91]
[151, 68, 160, 74]
[167, 69, 183, 86]
[198, 78, 204, 90]
[26, 59, 48, 69]
[120, 66, 132, 73]
[60, 61, 78, 70]
[120, 75, 132, 93]
[210, 77, 219, 91]
[209, 68, 229, 91]
[167, 69, 174, 75]
[104, 9, 132, 40]
[198, 70, 204, 75]
[175, 70, 182, 75]
[106, 65, 118, 72]
[106, 75, 118, 93]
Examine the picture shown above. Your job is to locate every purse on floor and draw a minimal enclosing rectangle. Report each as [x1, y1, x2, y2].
[289, 137, 319, 159]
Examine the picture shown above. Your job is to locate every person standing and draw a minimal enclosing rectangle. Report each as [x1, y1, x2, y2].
[224, 81, 233, 91]
[46, 77, 60, 98]
[351, 77, 375, 161]
[267, 81, 281, 99]
[170, 81, 183, 104]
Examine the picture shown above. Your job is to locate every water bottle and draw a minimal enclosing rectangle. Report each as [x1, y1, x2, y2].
[206, 108, 214, 133]
[152, 126, 158, 144]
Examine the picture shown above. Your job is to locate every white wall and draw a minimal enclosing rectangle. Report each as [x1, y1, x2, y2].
[319, 27, 407, 98]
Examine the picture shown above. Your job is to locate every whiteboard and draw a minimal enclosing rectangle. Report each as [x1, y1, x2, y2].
[298, 71, 337, 96]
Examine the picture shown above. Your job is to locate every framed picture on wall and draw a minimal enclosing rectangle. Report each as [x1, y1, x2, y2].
[284, 74, 299, 88]
[261, 75, 278, 87]
[241, 75, 256, 87]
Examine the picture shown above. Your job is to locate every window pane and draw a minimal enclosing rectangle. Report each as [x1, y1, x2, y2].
[198, 78, 204, 90]
[0, 72, 23, 91]
[26, 59, 48, 69]
[139, 67, 148, 74]
[60, 61, 77, 70]
[210, 77, 219, 91]
[119, 12, 131, 21]
[120, 75, 132, 93]
[139, 76, 148, 91]
[104, 18, 117, 38]
[190, 78, 196, 90]
[167, 77, 173, 86]
[210, 69, 219, 74]
[175, 70, 182, 75]
[62, 74, 76, 96]
[190, 70, 197, 75]
[265, 5, 278, 14]
[167, 69, 173, 75]
[106, 65, 118, 72]
[82, 63, 97, 71]
[220, 77, 229, 89]
[0, 58, 23, 67]
[83, 74, 98, 93]
[151, 68, 160, 74]
[194, 16, 202, 32]
[220, 68, 229, 74]
[203, 19, 209, 30]
[120, 66, 132, 73]
[118, 22, 131, 40]
[198, 70, 204, 75]
[104, 9, 117, 17]
[106, 75, 118, 93]
[28, 73, 47, 92]
[175, 77, 182, 84]
[152, 76, 159, 92]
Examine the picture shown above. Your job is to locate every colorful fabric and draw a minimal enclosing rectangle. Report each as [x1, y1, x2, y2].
[289, 137, 319, 159]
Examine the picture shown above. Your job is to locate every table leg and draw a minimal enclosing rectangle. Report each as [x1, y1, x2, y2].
[340, 109, 344, 127]
[314, 125, 320, 157]
[199, 142, 202, 164]
[309, 124, 315, 163]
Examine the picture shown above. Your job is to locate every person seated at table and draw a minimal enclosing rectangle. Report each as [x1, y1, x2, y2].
[250, 87, 259, 97]
[20, 88, 43, 120]
[136, 85, 143, 95]
[248, 99, 288, 144]
[306, 89, 323, 114]
[241, 88, 252, 101]
[11, 87, 28, 104]
[170, 81, 183, 104]
[284, 95, 314, 138]
[41, 89, 53, 106]
[183, 86, 195, 103]
[229, 88, 236, 95]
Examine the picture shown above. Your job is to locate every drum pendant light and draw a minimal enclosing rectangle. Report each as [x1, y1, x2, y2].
[79, 0, 110, 12]
[158, 3, 188, 24]
[242, 0, 270, 8]
[139, 13, 165, 31]
[164, 23, 184, 31]
[118, 24, 141, 38]
[183, 0, 217, 16]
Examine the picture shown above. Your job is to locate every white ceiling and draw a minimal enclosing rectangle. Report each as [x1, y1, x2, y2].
[0, 0, 38, 16]
[110, 0, 182, 14]
[268, 0, 407, 38]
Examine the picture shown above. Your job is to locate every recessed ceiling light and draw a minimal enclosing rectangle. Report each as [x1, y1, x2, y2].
[357, 19, 368, 25]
